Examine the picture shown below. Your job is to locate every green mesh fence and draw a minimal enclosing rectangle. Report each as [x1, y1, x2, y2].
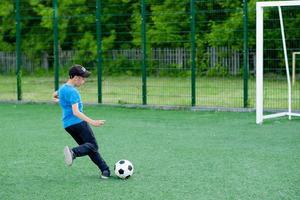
[17, 0, 53, 102]
[195, 0, 245, 108]
[1, 0, 300, 110]
[0, 1, 16, 101]
[58, 1, 99, 103]
[145, 1, 192, 106]
[101, 1, 142, 105]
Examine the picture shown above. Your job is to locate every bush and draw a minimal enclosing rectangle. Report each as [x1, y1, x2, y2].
[206, 64, 228, 77]
[103, 56, 139, 76]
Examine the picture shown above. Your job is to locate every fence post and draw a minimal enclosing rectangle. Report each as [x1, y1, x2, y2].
[53, 0, 59, 91]
[243, 0, 249, 107]
[15, 0, 22, 100]
[190, 0, 196, 106]
[141, 0, 147, 105]
[96, 0, 102, 103]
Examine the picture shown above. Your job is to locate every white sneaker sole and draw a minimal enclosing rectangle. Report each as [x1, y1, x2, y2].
[64, 146, 73, 166]
[100, 175, 109, 179]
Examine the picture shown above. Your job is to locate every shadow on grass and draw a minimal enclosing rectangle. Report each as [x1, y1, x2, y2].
[85, 174, 133, 182]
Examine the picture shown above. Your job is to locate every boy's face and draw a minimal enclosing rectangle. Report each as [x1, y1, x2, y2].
[73, 76, 85, 87]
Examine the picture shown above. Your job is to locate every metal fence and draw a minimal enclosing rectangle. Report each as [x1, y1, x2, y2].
[1, 47, 246, 75]
[1, 0, 300, 110]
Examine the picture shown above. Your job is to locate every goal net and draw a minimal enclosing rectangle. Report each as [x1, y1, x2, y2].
[256, 1, 300, 124]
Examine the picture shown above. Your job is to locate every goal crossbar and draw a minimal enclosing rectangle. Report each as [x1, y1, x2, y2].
[257, 1, 300, 8]
[256, 1, 300, 124]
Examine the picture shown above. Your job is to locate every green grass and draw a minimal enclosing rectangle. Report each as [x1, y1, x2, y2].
[1, 75, 300, 109]
[1, 103, 300, 199]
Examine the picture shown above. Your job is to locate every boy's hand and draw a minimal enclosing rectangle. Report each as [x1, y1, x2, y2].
[90, 120, 106, 127]
[52, 91, 59, 103]
[53, 97, 59, 103]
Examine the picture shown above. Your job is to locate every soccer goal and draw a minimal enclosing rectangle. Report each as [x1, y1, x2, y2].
[256, 1, 300, 124]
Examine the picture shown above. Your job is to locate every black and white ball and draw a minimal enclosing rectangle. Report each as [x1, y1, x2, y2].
[114, 159, 134, 179]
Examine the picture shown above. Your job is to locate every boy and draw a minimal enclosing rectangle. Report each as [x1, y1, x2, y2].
[52, 64, 110, 179]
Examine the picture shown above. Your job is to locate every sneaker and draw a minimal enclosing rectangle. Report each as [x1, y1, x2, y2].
[63, 146, 73, 166]
[101, 170, 110, 179]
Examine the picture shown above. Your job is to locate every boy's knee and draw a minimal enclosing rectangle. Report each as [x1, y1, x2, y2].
[93, 143, 99, 151]
[87, 142, 98, 152]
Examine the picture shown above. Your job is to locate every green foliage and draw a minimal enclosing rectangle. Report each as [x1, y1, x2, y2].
[205, 11, 243, 49]
[197, 59, 209, 76]
[102, 30, 117, 52]
[103, 56, 140, 76]
[74, 32, 97, 70]
[206, 64, 228, 77]
[0, 0, 15, 51]
[148, 0, 190, 48]
[202, 1, 244, 49]
[1, 0, 300, 76]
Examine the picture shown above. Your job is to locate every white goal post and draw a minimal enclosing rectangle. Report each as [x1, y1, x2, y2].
[256, 1, 300, 124]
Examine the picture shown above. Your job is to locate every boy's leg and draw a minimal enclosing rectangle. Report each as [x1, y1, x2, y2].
[81, 122, 110, 172]
[65, 123, 85, 157]
[65, 121, 110, 172]
[64, 125, 84, 166]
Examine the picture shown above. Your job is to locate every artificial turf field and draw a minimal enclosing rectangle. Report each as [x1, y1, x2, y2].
[0, 103, 299, 200]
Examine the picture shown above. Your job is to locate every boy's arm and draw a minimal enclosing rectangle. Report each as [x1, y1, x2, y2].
[72, 103, 105, 127]
[52, 91, 59, 103]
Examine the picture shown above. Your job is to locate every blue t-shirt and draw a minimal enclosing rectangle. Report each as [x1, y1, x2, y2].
[58, 84, 83, 128]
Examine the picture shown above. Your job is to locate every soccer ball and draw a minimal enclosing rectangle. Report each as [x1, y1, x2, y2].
[114, 159, 134, 179]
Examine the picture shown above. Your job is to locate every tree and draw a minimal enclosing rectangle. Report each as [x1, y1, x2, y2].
[0, 0, 15, 51]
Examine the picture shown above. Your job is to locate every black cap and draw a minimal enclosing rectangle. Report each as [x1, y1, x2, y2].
[69, 64, 91, 78]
